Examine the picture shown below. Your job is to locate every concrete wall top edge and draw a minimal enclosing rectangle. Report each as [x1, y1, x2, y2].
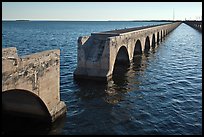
[21, 49, 60, 59]
[2, 47, 18, 58]
[80, 22, 181, 40]
[96, 22, 175, 34]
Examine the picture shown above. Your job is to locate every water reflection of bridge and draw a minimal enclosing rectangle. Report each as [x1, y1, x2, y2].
[75, 51, 153, 105]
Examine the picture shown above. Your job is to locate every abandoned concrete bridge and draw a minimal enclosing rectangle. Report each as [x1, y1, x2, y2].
[2, 47, 66, 122]
[74, 22, 182, 81]
[184, 21, 202, 32]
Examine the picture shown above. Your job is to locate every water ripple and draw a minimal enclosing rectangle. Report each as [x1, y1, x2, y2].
[2, 21, 202, 135]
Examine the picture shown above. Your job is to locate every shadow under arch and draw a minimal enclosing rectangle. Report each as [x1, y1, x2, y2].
[133, 39, 142, 56]
[152, 34, 156, 49]
[133, 39, 143, 66]
[144, 36, 150, 53]
[112, 46, 130, 78]
[161, 30, 163, 42]
[2, 89, 68, 135]
[114, 46, 130, 65]
[2, 89, 51, 122]
[110, 46, 130, 91]
[157, 31, 160, 44]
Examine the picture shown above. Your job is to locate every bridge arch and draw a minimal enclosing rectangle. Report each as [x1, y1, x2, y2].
[164, 29, 167, 36]
[112, 46, 130, 76]
[114, 46, 130, 65]
[144, 36, 150, 53]
[133, 39, 142, 56]
[151, 34, 156, 49]
[160, 30, 163, 42]
[2, 89, 51, 122]
[157, 31, 160, 44]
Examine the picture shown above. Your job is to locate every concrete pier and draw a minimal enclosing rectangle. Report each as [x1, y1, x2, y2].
[2, 47, 67, 123]
[184, 21, 202, 32]
[74, 22, 181, 81]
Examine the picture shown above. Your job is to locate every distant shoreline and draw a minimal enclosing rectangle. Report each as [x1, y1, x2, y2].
[2, 20, 173, 22]
[2, 20, 201, 22]
[15, 20, 30, 21]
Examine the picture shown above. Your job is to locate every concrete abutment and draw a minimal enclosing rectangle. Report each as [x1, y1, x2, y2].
[2, 47, 67, 123]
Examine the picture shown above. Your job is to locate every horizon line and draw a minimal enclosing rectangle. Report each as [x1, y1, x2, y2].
[2, 19, 198, 22]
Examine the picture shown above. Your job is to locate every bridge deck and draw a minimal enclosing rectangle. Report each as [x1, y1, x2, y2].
[91, 22, 172, 36]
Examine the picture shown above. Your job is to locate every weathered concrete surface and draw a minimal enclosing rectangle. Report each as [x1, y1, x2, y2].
[2, 47, 66, 122]
[184, 21, 202, 32]
[74, 22, 181, 81]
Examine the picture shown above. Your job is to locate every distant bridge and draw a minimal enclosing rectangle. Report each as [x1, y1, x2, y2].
[183, 21, 202, 32]
[2, 47, 66, 122]
[74, 22, 182, 81]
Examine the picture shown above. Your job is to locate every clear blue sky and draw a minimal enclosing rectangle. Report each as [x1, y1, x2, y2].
[2, 2, 202, 21]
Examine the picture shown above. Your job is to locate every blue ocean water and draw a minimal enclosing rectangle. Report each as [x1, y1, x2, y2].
[2, 21, 202, 135]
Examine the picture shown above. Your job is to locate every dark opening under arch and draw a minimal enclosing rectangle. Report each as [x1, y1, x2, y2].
[112, 46, 130, 77]
[152, 34, 156, 49]
[133, 40, 142, 56]
[157, 32, 159, 44]
[114, 46, 130, 65]
[161, 30, 163, 42]
[2, 89, 51, 122]
[144, 36, 150, 53]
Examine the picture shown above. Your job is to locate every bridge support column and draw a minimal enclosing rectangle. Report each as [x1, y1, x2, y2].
[74, 35, 112, 81]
